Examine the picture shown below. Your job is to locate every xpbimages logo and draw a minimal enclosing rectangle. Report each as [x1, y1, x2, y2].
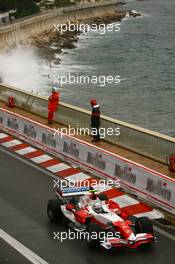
[53, 21, 120, 35]
[53, 229, 120, 243]
[53, 178, 120, 191]
[53, 125, 121, 139]
[51, 73, 121, 87]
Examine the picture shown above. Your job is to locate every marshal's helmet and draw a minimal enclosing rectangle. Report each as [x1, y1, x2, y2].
[52, 87, 57, 92]
[90, 98, 97, 106]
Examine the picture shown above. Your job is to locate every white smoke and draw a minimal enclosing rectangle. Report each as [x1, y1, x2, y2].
[0, 45, 49, 95]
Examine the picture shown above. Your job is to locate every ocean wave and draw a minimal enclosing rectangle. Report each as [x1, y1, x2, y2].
[0, 45, 45, 93]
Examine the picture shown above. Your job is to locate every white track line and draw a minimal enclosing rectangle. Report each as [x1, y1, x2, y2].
[31, 154, 53, 164]
[47, 163, 70, 173]
[0, 133, 8, 139]
[112, 194, 139, 208]
[0, 229, 50, 264]
[15, 147, 36, 155]
[67, 172, 91, 182]
[2, 139, 22, 148]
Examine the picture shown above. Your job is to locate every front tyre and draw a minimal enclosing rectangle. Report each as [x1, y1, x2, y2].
[86, 222, 103, 249]
[135, 216, 154, 236]
[47, 199, 63, 223]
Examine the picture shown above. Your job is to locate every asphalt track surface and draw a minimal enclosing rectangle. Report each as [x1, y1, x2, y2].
[0, 145, 174, 264]
[0, 239, 31, 264]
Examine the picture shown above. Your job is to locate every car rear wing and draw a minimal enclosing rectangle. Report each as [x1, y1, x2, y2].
[59, 186, 95, 197]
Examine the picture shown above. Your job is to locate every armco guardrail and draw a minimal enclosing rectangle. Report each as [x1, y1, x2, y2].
[0, 83, 175, 163]
[0, 107, 174, 216]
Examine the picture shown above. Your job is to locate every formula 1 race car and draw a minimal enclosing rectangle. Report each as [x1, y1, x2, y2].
[47, 186, 155, 250]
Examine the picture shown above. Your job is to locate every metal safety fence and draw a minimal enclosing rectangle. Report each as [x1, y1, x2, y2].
[0, 83, 175, 163]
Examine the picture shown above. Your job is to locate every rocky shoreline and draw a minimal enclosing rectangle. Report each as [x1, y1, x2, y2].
[29, 7, 141, 64]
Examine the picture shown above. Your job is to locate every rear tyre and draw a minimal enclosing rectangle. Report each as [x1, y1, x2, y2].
[47, 199, 63, 223]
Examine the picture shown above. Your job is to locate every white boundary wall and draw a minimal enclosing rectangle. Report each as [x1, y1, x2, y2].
[0, 107, 175, 215]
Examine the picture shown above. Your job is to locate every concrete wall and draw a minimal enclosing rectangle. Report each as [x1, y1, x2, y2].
[0, 83, 175, 164]
[0, 0, 121, 51]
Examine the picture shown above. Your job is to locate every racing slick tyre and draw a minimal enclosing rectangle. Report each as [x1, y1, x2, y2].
[86, 222, 103, 249]
[135, 216, 154, 236]
[97, 193, 108, 201]
[47, 199, 63, 223]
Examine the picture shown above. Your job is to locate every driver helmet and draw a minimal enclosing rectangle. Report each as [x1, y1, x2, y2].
[93, 201, 103, 213]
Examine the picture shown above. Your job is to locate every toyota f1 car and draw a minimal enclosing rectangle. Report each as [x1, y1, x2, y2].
[47, 186, 155, 250]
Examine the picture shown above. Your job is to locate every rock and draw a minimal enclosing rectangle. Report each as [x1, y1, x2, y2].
[129, 10, 142, 17]
[52, 58, 61, 65]
[30, 9, 127, 59]
[115, 1, 126, 6]
[61, 41, 76, 49]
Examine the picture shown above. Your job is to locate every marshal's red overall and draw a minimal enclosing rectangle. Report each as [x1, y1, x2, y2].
[167, 154, 175, 172]
[48, 88, 60, 124]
